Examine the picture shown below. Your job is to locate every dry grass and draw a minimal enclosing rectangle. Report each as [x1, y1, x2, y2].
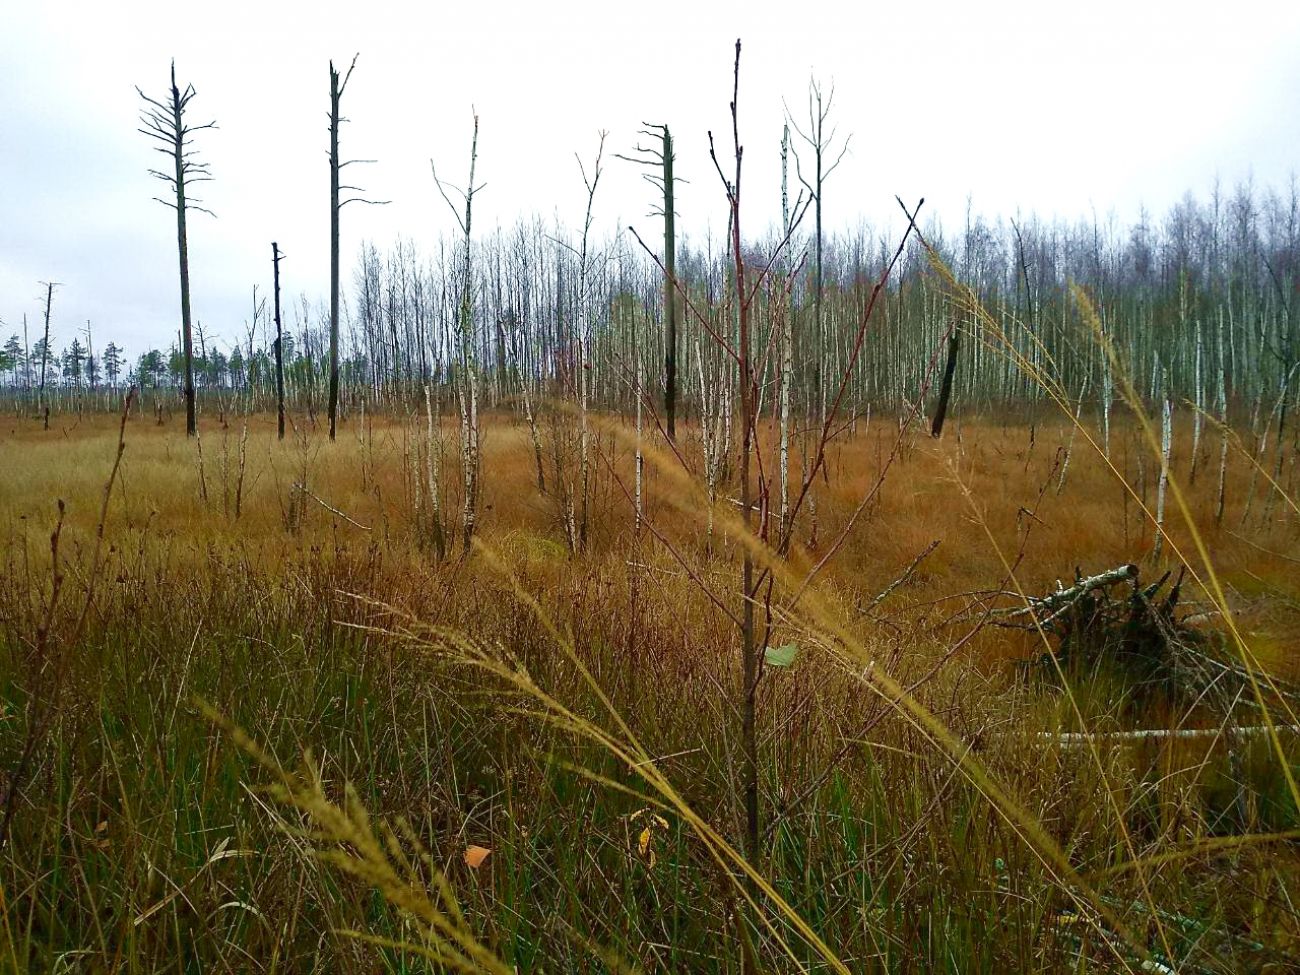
[0, 403, 1297, 972]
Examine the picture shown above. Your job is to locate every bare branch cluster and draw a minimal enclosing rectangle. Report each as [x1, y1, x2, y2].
[613, 123, 687, 219]
[136, 61, 217, 217]
[784, 78, 852, 202]
[430, 110, 485, 236]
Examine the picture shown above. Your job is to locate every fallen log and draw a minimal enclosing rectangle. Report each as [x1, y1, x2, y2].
[997, 562, 1138, 629]
[1040, 724, 1300, 746]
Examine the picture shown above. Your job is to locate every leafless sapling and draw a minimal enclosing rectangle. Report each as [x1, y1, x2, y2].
[708, 38, 766, 861]
[787, 77, 850, 429]
[553, 133, 607, 551]
[432, 111, 486, 554]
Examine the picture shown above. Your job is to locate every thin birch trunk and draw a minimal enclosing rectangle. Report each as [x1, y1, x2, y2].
[1154, 393, 1172, 561]
[779, 123, 793, 541]
[635, 312, 644, 534]
[425, 384, 446, 558]
[1216, 311, 1230, 524]
[1057, 375, 1090, 494]
[1190, 317, 1204, 483]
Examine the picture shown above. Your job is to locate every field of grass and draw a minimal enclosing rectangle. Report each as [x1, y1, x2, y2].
[1, 403, 1298, 972]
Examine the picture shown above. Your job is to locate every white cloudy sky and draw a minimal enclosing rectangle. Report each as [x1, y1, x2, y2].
[2, 0, 1297, 359]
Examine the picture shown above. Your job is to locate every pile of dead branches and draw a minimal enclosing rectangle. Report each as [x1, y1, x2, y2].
[1006, 563, 1298, 713]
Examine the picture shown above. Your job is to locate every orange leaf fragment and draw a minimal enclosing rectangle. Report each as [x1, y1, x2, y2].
[637, 827, 656, 867]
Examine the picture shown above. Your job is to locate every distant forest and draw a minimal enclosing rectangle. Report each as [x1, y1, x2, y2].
[5, 181, 1298, 426]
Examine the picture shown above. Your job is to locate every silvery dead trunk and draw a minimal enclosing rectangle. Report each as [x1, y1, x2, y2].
[1154, 389, 1172, 562]
[573, 134, 605, 551]
[425, 385, 446, 559]
[433, 112, 483, 554]
[634, 310, 644, 534]
[1216, 310, 1230, 524]
[328, 62, 342, 441]
[1190, 317, 1204, 483]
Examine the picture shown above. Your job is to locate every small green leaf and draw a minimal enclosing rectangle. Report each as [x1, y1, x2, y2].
[764, 643, 798, 668]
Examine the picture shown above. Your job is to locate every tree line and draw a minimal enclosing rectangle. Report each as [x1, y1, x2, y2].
[7, 179, 1296, 419]
[4, 57, 1296, 449]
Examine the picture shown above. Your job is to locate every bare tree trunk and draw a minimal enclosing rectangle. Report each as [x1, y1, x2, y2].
[617, 127, 678, 443]
[698, 339, 720, 539]
[713, 39, 760, 862]
[138, 63, 214, 437]
[174, 113, 197, 437]
[779, 124, 793, 538]
[930, 327, 961, 438]
[664, 128, 678, 444]
[22, 314, 30, 398]
[328, 61, 342, 441]
[1190, 317, 1204, 483]
[432, 113, 483, 554]
[37, 282, 55, 417]
[635, 306, 644, 534]
[1154, 391, 1172, 562]
[1101, 340, 1113, 459]
[1057, 375, 1091, 494]
[273, 242, 286, 440]
[324, 55, 383, 437]
[574, 134, 605, 550]
[515, 336, 545, 492]
[1216, 310, 1230, 524]
[425, 384, 446, 558]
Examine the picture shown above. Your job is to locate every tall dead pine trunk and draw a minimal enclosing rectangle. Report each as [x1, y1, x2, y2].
[931, 327, 961, 438]
[37, 281, 57, 417]
[616, 125, 678, 442]
[328, 61, 343, 441]
[174, 117, 197, 437]
[137, 62, 214, 438]
[272, 242, 286, 440]
[663, 128, 678, 443]
[326, 54, 383, 441]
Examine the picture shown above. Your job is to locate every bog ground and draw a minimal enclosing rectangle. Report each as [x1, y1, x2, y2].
[0, 407, 1297, 973]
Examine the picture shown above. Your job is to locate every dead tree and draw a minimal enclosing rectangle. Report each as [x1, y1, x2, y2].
[779, 124, 795, 534]
[788, 77, 850, 428]
[272, 243, 287, 440]
[616, 125, 679, 442]
[433, 111, 485, 554]
[544, 136, 608, 552]
[138, 62, 215, 437]
[36, 281, 59, 419]
[83, 320, 95, 394]
[709, 39, 762, 861]
[328, 54, 387, 441]
[931, 326, 961, 437]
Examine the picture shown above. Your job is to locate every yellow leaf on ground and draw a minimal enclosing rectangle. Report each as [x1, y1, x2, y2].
[637, 828, 656, 867]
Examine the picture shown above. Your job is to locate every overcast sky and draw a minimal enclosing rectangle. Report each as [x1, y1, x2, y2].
[2, 0, 1297, 360]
